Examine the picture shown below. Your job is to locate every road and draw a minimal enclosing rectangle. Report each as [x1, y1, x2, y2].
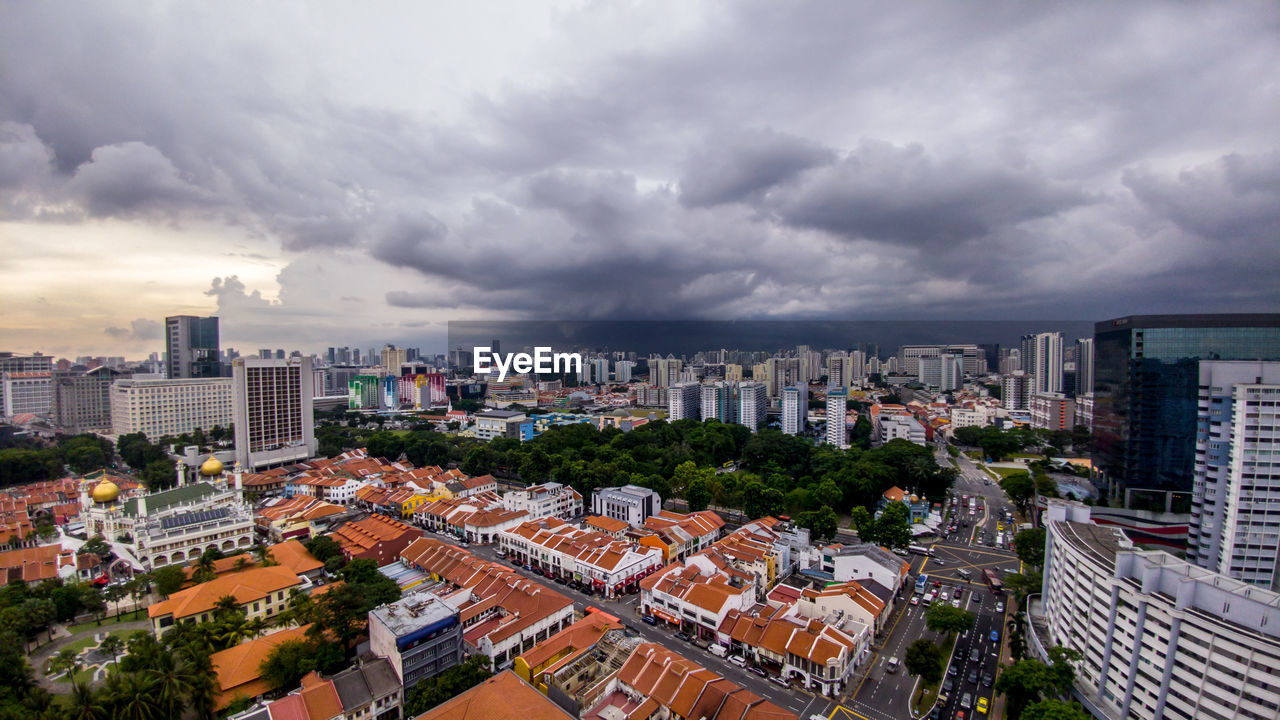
[440, 532, 835, 719]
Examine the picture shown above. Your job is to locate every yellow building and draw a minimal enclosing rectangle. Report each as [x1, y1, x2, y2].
[512, 615, 621, 693]
[148, 564, 301, 637]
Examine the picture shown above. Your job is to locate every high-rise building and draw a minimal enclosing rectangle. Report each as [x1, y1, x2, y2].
[1093, 314, 1280, 499]
[724, 363, 743, 383]
[590, 357, 609, 384]
[1039, 501, 1280, 720]
[651, 356, 682, 388]
[737, 382, 767, 431]
[380, 345, 407, 373]
[0, 352, 54, 416]
[849, 350, 867, 382]
[699, 382, 737, 423]
[165, 315, 220, 379]
[1074, 337, 1094, 398]
[919, 354, 963, 391]
[614, 360, 635, 383]
[110, 377, 234, 437]
[825, 386, 849, 448]
[231, 356, 316, 471]
[827, 352, 851, 388]
[1001, 371, 1032, 412]
[1029, 332, 1064, 395]
[898, 345, 941, 376]
[53, 367, 123, 432]
[1030, 392, 1076, 430]
[668, 382, 701, 421]
[1186, 361, 1280, 590]
[781, 384, 806, 435]
[998, 348, 1021, 375]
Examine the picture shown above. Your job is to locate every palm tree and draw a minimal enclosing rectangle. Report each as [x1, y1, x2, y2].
[106, 670, 163, 720]
[51, 647, 83, 687]
[244, 616, 271, 640]
[143, 654, 188, 718]
[212, 594, 241, 616]
[98, 634, 125, 668]
[66, 682, 108, 720]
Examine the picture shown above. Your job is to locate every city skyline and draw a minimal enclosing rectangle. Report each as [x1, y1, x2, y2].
[2, 2, 1278, 357]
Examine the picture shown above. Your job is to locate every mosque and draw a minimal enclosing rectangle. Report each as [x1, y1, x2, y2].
[79, 455, 256, 570]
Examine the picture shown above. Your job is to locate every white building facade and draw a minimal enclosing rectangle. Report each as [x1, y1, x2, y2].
[110, 377, 234, 438]
[502, 482, 584, 521]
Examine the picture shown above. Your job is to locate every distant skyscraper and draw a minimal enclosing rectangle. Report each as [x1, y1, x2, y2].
[1187, 361, 1280, 590]
[825, 386, 849, 448]
[699, 382, 737, 424]
[1094, 314, 1280, 500]
[738, 382, 767, 431]
[651, 356, 682, 388]
[1030, 332, 1064, 394]
[919, 354, 963, 391]
[827, 352, 851, 388]
[165, 315, 220, 379]
[615, 360, 635, 383]
[232, 356, 316, 471]
[668, 382, 701, 421]
[1074, 338, 1094, 398]
[781, 384, 806, 435]
[1002, 371, 1032, 412]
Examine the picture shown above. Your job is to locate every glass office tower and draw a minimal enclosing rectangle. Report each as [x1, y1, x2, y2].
[1092, 314, 1280, 503]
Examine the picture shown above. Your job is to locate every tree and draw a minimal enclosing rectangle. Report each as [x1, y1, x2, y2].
[98, 634, 125, 669]
[303, 534, 343, 566]
[742, 482, 785, 520]
[925, 604, 976, 635]
[952, 426, 984, 447]
[152, 566, 187, 598]
[403, 655, 493, 716]
[1004, 570, 1043, 605]
[996, 658, 1057, 720]
[685, 477, 711, 511]
[1001, 472, 1036, 514]
[904, 639, 943, 684]
[140, 458, 177, 491]
[51, 647, 83, 688]
[1022, 699, 1091, 720]
[66, 681, 108, 720]
[104, 584, 127, 619]
[796, 506, 838, 542]
[79, 535, 112, 559]
[876, 502, 914, 550]
[849, 506, 874, 541]
[1013, 527, 1047, 569]
[259, 638, 321, 691]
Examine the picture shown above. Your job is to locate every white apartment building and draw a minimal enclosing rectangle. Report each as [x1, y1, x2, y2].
[827, 353, 852, 388]
[949, 405, 994, 429]
[781, 384, 806, 435]
[639, 552, 757, 641]
[1187, 361, 1280, 590]
[668, 381, 701, 421]
[591, 485, 661, 527]
[110, 377, 234, 438]
[816, 543, 910, 593]
[1030, 331, 1064, 395]
[825, 386, 849, 448]
[232, 356, 316, 471]
[699, 382, 736, 423]
[1036, 501, 1280, 720]
[473, 409, 527, 440]
[614, 360, 635, 383]
[738, 382, 768, 431]
[2, 370, 53, 417]
[1077, 393, 1094, 431]
[502, 482, 584, 521]
[1001, 371, 1033, 412]
[898, 345, 941, 376]
[918, 354, 963, 391]
[877, 414, 926, 446]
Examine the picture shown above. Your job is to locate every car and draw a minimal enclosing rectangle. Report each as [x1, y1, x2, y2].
[522, 564, 533, 571]
[954, 712, 966, 720]
[582, 587, 594, 597]
[911, 596, 920, 606]
[748, 666, 767, 678]
[981, 673, 993, 687]
[675, 632, 692, 642]
[969, 648, 981, 662]
[942, 677, 954, 693]
[952, 599, 961, 608]
[770, 675, 789, 687]
[729, 655, 747, 667]
[933, 559, 945, 566]
[886, 657, 900, 673]
[995, 601, 1005, 613]
[554, 576, 566, 584]
[642, 614, 658, 626]
[954, 587, 964, 598]
[967, 670, 978, 685]
[495, 550, 506, 558]
[940, 591, 949, 602]
[961, 692, 973, 710]
[693, 637, 710, 650]
[976, 697, 989, 714]
[948, 663, 959, 676]
[989, 630, 1000, 643]
[929, 707, 943, 720]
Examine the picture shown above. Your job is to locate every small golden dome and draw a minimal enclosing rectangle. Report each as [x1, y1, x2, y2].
[91, 479, 120, 503]
[200, 456, 224, 476]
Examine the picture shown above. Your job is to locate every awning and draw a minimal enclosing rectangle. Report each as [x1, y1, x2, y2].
[651, 608, 681, 624]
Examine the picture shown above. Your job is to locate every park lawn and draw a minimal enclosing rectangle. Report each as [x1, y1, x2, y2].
[57, 668, 97, 685]
[68, 613, 144, 635]
[1007, 452, 1044, 459]
[990, 466, 1029, 479]
[58, 628, 146, 657]
[912, 633, 957, 716]
[964, 450, 984, 460]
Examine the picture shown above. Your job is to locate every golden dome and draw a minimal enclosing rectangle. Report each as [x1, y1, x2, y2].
[199, 456, 224, 476]
[91, 479, 120, 503]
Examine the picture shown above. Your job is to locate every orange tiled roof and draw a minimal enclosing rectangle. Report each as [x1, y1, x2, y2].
[211, 624, 312, 709]
[149, 565, 301, 621]
[413, 670, 574, 720]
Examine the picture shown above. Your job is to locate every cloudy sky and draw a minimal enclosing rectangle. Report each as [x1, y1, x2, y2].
[2, 2, 1278, 357]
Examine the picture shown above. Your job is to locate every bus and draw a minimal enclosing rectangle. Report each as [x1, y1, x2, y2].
[915, 574, 929, 594]
[984, 569, 1004, 594]
[908, 545, 934, 556]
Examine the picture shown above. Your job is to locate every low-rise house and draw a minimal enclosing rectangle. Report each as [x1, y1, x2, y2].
[719, 605, 867, 697]
[815, 543, 910, 593]
[499, 517, 664, 598]
[329, 514, 418, 567]
[502, 482, 583, 521]
[413, 670, 575, 720]
[512, 615, 622, 693]
[211, 625, 312, 710]
[149, 564, 302, 637]
[256, 496, 346, 542]
[639, 553, 756, 641]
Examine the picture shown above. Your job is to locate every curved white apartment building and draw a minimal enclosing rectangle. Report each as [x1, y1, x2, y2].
[1034, 501, 1280, 720]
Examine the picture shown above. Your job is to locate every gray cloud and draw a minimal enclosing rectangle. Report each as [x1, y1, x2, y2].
[679, 128, 835, 208]
[104, 318, 161, 341]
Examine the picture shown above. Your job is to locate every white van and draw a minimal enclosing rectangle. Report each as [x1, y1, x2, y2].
[957, 569, 972, 580]
[729, 654, 747, 667]
[886, 657, 900, 673]
[710, 644, 728, 658]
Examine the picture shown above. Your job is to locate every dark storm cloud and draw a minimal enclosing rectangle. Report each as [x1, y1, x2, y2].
[2, 0, 1279, 339]
[678, 128, 835, 208]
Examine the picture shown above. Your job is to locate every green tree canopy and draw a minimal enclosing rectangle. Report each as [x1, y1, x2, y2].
[1014, 527, 1047, 569]
[904, 639, 944, 684]
[925, 604, 976, 635]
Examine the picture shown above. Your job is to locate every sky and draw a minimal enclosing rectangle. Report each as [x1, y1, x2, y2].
[1, 1, 1278, 357]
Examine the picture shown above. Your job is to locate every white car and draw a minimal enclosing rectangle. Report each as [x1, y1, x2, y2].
[952, 598, 961, 608]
